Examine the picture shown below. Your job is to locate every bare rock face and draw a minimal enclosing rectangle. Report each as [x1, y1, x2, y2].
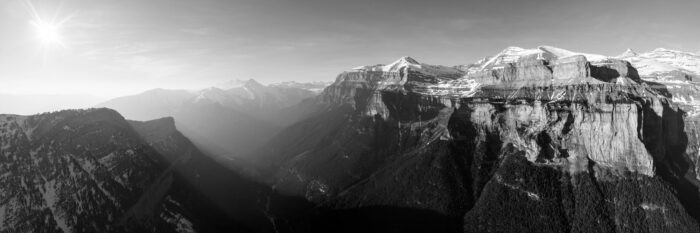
[258, 51, 700, 232]
[567, 102, 653, 174]
[321, 70, 407, 106]
[466, 90, 656, 176]
[469, 54, 554, 85]
[465, 47, 641, 86]
[553, 55, 589, 80]
[465, 83, 667, 176]
[590, 59, 642, 82]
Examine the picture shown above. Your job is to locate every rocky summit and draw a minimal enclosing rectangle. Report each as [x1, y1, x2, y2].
[256, 46, 700, 233]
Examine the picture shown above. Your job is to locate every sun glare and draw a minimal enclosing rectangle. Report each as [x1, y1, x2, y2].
[32, 20, 63, 47]
[23, 0, 74, 57]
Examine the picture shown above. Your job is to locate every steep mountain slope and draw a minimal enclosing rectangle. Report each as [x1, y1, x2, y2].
[0, 109, 277, 232]
[616, 50, 700, 182]
[0, 109, 177, 231]
[0, 109, 169, 232]
[126, 116, 275, 232]
[98, 79, 322, 159]
[256, 47, 700, 232]
[128, 116, 450, 233]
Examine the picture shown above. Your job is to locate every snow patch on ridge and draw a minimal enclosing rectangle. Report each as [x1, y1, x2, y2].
[471, 45, 609, 73]
[479, 46, 543, 70]
[538, 46, 608, 62]
[352, 56, 463, 76]
[618, 48, 700, 77]
[417, 78, 481, 97]
[382, 56, 421, 72]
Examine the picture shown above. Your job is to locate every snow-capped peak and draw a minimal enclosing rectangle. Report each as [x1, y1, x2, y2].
[195, 87, 228, 103]
[479, 46, 542, 69]
[351, 56, 420, 72]
[215, 79, 253, 90]
[243, 79, 265, 88]
[472, 45, 609, 73]
[618, 48, 638, 58]
[382, 56, 421, 72]
[351, 56, 462, 77]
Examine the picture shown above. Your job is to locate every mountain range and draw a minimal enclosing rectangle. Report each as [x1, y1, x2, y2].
[2, 45, 700, 232]
[254, 46, 700, 232]
[97, 79, 332, 162]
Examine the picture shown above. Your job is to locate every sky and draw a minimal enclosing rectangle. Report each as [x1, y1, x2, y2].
[0, 0, 699, 100]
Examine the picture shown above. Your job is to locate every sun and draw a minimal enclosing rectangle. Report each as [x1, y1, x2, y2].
[32, 20, 63, 48]
[23, 0, 74, 55]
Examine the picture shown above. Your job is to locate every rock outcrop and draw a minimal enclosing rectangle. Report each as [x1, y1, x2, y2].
[255, 46, 700, 233]
[467, 47, 640, 86]
[552, 55, 589, 80]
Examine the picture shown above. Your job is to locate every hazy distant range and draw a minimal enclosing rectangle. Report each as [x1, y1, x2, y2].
[0, 93, 107, 115]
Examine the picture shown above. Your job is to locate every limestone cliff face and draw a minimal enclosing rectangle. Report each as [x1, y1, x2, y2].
[466, 84, 669, 176]
[258, 51, 700, 232]
[466, 50, 639, 86]
[590, 59, 642, 82]
[464, 99, 654, 176]
[469, 54, 554, 85]
[553, 55, 590, 80]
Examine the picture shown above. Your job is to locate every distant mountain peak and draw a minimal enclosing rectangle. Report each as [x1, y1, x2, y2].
[381, 56, 421, 72]
[349, 56, 462, 78]
[618, 48, 639, 58]
[243, 78, 265, 88]
[398, 56, 420, 64]
[350, 56, 422, 72]
[215, 79, 260, 90]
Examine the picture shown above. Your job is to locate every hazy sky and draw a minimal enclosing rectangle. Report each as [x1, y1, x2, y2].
[1, 0, 699, 98]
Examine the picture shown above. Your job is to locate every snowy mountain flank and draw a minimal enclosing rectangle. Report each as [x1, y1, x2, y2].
[336, 45, 700, 107]
[617, 48, 700, 81]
